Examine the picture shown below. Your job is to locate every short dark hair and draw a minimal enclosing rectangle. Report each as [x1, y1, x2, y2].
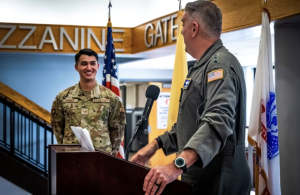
[75, 48, 98, 64]
[185, 0, 222, 38]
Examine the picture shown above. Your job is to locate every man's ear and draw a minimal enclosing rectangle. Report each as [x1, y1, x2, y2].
[75, 64, 78, 71]
[192, 22, 199, 37]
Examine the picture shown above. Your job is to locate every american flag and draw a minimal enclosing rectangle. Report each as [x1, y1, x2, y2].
[208, 69, 223, 83]
[102, 26, 120, 96]
[102, 24, 124, 159]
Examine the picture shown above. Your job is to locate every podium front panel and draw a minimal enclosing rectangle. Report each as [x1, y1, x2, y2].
[49, 145, 192, 195]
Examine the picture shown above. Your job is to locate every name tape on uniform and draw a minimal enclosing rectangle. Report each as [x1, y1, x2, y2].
[208, 69, 223, 83]
[65, 99, 78, 103]
[93, 98, 110, 103]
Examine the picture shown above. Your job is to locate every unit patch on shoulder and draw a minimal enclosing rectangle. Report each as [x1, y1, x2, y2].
[183, 78, 192, 89]
[207, 69, 223, 83]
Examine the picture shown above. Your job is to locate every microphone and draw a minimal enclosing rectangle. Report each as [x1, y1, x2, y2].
[142, 85, 160, 119]
[125, 85, 160, 161]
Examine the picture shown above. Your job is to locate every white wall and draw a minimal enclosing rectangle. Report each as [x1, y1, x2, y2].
[136, 83, 148, 108]
[126, 85, 136, 109]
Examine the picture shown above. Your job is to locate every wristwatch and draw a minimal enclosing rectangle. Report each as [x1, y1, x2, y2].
[173, 157, 187, 173]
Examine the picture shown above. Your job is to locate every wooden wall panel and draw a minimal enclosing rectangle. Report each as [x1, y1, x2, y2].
[268, 0, 300, 20]
[216, 0, 262, 32]
[0, 23, 132, 54]
[132, 12, 178, 54]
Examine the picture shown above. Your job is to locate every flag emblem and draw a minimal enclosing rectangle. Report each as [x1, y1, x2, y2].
[266, 92, 279, 160]
[183, 78, 191, 89]
[208, 69, 223, 83]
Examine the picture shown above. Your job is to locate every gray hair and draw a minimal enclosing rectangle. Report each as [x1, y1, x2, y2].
[185, 0, 222, 38]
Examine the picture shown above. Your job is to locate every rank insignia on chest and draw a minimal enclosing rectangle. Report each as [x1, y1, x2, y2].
[183, 78, 192, 89]
[208, 69, 223, 83]
[81, 108, 89, 115]
[212, 53, 219, 64]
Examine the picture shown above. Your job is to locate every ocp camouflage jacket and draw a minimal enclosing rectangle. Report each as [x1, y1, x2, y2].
[51, 82, 126, 155]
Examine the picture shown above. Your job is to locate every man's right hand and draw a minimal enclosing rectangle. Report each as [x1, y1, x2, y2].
[130, 140, 159, 166]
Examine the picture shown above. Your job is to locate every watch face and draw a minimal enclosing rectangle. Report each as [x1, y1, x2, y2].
[175, 157, 185, 168]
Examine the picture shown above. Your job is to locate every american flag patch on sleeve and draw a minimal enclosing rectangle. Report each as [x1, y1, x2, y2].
[207, 69, 223, 83]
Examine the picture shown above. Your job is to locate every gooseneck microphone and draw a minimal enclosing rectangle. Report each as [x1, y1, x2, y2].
[125, 85, 160, 161]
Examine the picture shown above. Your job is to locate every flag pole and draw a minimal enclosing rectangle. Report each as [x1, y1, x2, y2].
[108, 0, 112, 27]
[178, 0, 182, 11]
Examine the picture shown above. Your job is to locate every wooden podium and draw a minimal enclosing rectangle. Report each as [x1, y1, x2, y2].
[48, 145, 193, 195]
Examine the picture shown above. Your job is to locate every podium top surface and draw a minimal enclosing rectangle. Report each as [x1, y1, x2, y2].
[51, 145, 91, 153]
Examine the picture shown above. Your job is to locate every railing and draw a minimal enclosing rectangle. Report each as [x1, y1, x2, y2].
[0, 93, 55, 177]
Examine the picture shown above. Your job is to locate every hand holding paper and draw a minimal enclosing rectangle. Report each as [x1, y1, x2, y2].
[70, 126, 95, 151]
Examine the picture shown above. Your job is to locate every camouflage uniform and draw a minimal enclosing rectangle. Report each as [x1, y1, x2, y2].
[51, 82, 126, 155]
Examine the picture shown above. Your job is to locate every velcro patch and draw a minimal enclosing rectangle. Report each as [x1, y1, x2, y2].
[93, 98, 110, 103]
[81, 108, 88, 115]
[66, 99, 78, 103]
[208, 69, 223, 83]
[120, 108, 125, 112]
[183, 78, 192, 89]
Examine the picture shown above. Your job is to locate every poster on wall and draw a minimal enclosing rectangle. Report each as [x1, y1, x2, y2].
[157, 92, 170, 129]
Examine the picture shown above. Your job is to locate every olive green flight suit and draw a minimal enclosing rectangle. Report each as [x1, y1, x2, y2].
[159, 39, 251, 195]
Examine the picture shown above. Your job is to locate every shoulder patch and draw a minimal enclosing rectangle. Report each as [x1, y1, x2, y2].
[208, 69, 223, 83]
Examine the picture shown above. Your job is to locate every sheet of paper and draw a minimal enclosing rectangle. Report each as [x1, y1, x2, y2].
[70, 126, 95, 151]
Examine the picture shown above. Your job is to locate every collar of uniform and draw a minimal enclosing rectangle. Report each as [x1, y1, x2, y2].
[193, 39, 223, 68]
[71, 82, 101, 100]
[90, 82, 101, 99]
[71, 83, 83, 99]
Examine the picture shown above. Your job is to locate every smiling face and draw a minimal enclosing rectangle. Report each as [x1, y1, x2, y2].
[75, 54, 99, 82]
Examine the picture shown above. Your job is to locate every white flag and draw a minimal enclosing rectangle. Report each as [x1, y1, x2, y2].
[248, 11, 281, 195]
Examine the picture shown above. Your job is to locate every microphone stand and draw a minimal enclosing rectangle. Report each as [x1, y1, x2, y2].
[125, 116, 147, 161]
